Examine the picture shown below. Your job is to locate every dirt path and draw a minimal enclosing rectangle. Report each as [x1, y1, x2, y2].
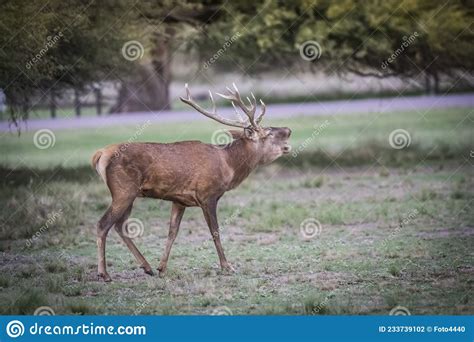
[1, 93, 473, 132]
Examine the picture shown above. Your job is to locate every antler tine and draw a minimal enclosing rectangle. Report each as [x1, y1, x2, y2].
[255, 99, 266, 124]
[216, 84, 261, 128]
[231, 101, 249, 123]
[246, 92, 257, 117]
[208, 90, 216, 113]
[180, 85, 247, 128]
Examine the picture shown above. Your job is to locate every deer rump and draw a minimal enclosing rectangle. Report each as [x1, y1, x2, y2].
[91, 141, 232, 207]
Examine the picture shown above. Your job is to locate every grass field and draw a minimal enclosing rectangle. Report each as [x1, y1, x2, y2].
[0, 107, 472, 315]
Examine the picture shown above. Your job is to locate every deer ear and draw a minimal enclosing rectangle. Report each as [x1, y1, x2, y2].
[227, 130, 244, 139]
[243, 127, 258, 140]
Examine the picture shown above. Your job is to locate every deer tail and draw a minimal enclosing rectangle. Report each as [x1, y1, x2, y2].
[91, 149, 110, 184]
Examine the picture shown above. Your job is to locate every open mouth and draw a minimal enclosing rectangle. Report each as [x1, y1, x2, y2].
[282, 144, 292, 154]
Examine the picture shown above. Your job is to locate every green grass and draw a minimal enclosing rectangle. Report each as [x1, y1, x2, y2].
[0, 107, 472, 315]
[0, 165, 472, 315]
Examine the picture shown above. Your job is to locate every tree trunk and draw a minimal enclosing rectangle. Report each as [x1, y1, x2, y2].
[110, 29, 173, 114]
[74, 88, 81, 117]
[94, 85, 102, 116]
[433, 72, 440, 94]
[424, 73, 431, 94]
[150, 28, 174, 110]
[50, 90, 57, 118]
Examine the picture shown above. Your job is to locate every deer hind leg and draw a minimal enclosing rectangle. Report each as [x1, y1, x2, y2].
[114, 203, 153, 276]
[96, 197, 134, 282]
[201, 199, 235, 273]
[157, 202, 185, 276]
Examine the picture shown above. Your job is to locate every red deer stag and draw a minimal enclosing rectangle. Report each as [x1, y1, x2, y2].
[92, 84, 292, 281]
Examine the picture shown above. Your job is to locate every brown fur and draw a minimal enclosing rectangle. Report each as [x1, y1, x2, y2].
[93, 125, 291, 281]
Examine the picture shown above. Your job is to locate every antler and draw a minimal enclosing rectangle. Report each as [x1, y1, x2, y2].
[180, 83, 266, 129]
[216, 83, 266, 129]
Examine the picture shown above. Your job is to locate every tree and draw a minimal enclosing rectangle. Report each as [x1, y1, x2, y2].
[0, 0, 131, 122]
[110, 0, 224, 113]
[197, 0, 474, 93]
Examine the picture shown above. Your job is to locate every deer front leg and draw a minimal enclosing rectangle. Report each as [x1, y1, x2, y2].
[201, 199, 235, 273]
[157, 202, 186, 276]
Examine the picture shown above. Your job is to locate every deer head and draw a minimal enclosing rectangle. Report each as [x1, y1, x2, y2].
[180, 83, 292, 165]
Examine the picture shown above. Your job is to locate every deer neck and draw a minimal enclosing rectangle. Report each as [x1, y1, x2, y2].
[224, 139, 260, 188]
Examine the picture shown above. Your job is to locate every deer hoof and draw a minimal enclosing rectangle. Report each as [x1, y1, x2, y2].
[221, 263, 236, 274]
[98, 272, 112, 282]
[157, 266, 167, 277]
[143, 268, 154, 276]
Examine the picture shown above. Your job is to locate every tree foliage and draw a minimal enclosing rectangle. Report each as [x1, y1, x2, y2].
[198, 0, 474, 87]
[1, 0, 473, 122]
[0, 0, 131, 121]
